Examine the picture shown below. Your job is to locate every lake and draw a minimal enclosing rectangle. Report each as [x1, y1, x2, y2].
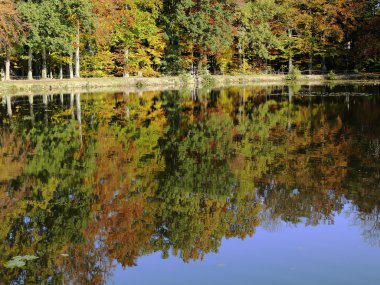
[0, 83, 379, 284]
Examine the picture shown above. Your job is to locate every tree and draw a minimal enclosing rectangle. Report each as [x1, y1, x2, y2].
[61, 0, 93, 78]
[0, 0, 24, 80]
[163, 0, 236, 73]
[237, 0, 282, 71]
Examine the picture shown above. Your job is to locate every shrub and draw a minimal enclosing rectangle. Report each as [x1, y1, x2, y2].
[136, 80, 145, 88]
[201, 74, 216, 87]
[180, 73, 192, 85]
[327, 71, 337, 80]
[286, 67, 301, 81]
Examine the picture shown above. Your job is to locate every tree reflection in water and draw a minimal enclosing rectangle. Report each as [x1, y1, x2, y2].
[0, 84, 379, 284]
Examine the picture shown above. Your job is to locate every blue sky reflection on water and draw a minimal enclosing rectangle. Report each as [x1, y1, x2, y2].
[112, 208, 380, 285]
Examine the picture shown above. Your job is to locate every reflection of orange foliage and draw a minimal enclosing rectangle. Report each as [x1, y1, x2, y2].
[0, 130, 30, 182]
[82, 125, 154, 267]
[276, 111, 350, 192]
[78, 92, 166, 267]
[0, 130, 30, 233]
[258, 105, 353, 224]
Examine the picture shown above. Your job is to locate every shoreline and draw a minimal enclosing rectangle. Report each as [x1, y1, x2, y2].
[0, 74, 379, 97]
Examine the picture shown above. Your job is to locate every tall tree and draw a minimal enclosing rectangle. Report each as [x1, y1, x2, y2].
[164, 0, 236, 73]
[61, 0, 93, 78]
[0, 0, 24, 80]
[237, 0, 282, 71]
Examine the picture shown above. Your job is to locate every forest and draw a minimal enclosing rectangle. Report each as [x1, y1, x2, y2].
[0, 0, 379, 80]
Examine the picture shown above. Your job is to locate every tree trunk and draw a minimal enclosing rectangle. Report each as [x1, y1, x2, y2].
[238, 44, 243, 71]
[322, 56, 327, 71]
[76, 93, 83, 144]
[42, 47, 47, 79]
[288, 29, 293, 72]
[6, 96, 12, 117]
[124, 48, 129, 77]
[69, 53, 74, 79]
[5, 52, 11, 81]
[70, 93, 75, 119]
[43, 94, 48, 105]
[28, 47, 33, 80]
[29, 95, 35, 125]
[309, 53, 313, 75]
[59, 63, 63, 79]
[75, 20, 80, 78]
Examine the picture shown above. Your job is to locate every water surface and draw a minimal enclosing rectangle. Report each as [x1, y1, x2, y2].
[0, 83, 379, 284]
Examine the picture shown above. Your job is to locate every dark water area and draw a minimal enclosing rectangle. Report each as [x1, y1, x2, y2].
[0, 83, 379, 284]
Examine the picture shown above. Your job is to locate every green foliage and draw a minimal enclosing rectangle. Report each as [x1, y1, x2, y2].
[179, 72, 192, 85]
[239, 0, 282, 60]
[201, 74, 216, 87]
[136, 80, 145, 88]
[286, 67, 301, 81]
[4, 256, 39, 269]
[327, 71, 337, 80]
[1, 0, 379, 77]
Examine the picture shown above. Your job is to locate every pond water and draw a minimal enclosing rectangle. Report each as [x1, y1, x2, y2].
[0, 83, 379, 284]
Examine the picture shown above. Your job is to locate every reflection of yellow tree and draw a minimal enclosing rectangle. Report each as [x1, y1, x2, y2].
[247, 102, 352, 225]
[0, 121, 99, 284]
[74, 91, 166, 269]
[0, 129, 30, 182]
[0, 130, 31, 264]
[344, 97, 380, 246]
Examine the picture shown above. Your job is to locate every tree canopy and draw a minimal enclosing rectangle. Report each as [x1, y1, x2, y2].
[0, 0, 379, 77]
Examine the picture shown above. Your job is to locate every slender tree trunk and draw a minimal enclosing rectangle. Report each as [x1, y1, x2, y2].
[42, 47, 47, 79]
[76, 93, 83, 144]
[70, 93, 75, 119]
[29, 95, 35, 125]
[76, 93, 81, 123]
[322, 56, 327, 71]
[309, 53, 313, 75]
[288, 29, 293, 72]
[43, 95, 48, 124]
[238, 44, 243, 71]
[5, 52, 11, 81]
[75, 20, 80, 78]
[6, 96, 12, 117]
[69, 53, 74, 79]
[59, 63, 63, 79]
[124, 48, 129, 77]
[43, 94, 48, 105]
[28, 47, 33, 80]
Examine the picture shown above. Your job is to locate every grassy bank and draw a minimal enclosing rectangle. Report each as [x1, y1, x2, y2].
[1, 73, 379, 96]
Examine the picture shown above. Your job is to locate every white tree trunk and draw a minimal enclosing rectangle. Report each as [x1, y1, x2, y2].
[29, 95, 34, 124]
[69, 53, 74, 79]
[75, 20, 80, 78]
[28, 47, 33, 80]
[5, 52, 11, 81]
[42, 47, 47, 79]
[59, 63, 63, 79]
[70, 93, 75, 119]
[6, 96, 12, 117]
[288, 29, 293, 72]
[76, 93, 83, 144]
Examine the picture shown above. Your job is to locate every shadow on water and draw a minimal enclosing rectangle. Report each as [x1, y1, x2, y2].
[0, 83, 379, 284]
